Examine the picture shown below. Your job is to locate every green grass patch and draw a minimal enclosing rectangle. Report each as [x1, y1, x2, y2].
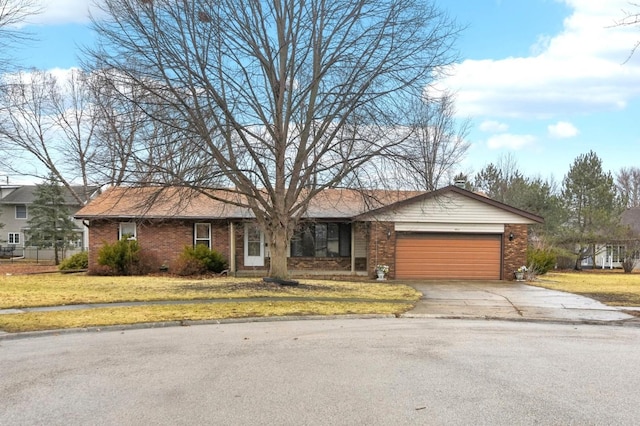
[0, 301, 414, 333]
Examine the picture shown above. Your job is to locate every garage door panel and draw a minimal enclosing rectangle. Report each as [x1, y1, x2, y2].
[396, 233, 501, 280]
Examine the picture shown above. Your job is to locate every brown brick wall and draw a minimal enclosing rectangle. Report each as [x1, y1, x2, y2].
[87, 220, 230, 271]
[287, 257, 351, 271]
[503, 224, 529, 280]
[367, 221, 395, 279]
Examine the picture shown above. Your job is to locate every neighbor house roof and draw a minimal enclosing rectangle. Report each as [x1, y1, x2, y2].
[0, 185, 98, 206]
[74, 186, 424, 220]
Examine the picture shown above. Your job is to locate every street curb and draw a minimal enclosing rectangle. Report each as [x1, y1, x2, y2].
[2, 313, 639, 341]
[400, 313, 640, 328]
[0, 314, 395, 341]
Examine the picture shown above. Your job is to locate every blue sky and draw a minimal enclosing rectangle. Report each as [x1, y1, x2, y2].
[6, 0, 640, 184]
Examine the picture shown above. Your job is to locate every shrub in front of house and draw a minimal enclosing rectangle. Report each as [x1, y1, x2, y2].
[59, 251, 89, 271]
[94, 239, 154, 276]
[174, 245, 228, 276]
[526, 247, 557, 275]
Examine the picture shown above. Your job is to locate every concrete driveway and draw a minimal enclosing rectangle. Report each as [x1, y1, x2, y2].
[403, 281, 637, 323]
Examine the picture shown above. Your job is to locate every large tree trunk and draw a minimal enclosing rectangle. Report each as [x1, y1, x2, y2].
[267, 225, 291, 280]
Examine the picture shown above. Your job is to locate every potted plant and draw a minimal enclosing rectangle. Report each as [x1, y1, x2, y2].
[515, 265, 527, 281]
[375, 264, 389, 280]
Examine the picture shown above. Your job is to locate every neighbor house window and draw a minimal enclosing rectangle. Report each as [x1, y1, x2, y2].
[8, 233, 20, 245]
[118, 222, 137, 240]
[194, 223, 211, 248]
[606, 245, 625, 263]
[15, 205, 27, 219]
[290, 223, 351, 257]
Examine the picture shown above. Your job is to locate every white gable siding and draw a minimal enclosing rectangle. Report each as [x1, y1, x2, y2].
[371, 193, 535, 225]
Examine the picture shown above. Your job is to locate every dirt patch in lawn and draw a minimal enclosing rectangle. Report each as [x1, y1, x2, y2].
[178, 281, 338, 294]
[0, 262, 58, 275]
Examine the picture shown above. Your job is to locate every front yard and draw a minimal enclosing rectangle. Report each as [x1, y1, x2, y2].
[535, 270, 640, 307]
[0, 268, 420, 333]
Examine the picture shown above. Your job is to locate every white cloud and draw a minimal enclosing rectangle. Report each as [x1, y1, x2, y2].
[479, 120, 509, 133]
[486, 134, 536, 150]
[28, 0, 106, 25]
[548, 121, 579, 138]
[431, 0, 640, 118]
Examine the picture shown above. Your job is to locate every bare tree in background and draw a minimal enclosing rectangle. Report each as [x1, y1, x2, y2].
[617, 3, 640, 59]
[0, 0, 41, 72]
[616, 166, 640, 208]
[399, 91, 470, 191]
[0, 69, 96, 203]
[473, 154, 523, 203]
[86, 0, 459, 279]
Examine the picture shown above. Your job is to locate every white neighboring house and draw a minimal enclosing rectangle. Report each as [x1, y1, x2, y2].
[582, 207, 640, 271]
[0, 185, 98, 260]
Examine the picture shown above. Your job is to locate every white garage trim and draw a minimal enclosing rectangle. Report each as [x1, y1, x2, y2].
[394, 223, 504, 233]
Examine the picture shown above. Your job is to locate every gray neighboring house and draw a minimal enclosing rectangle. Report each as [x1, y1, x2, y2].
[0, 185, 98, 260]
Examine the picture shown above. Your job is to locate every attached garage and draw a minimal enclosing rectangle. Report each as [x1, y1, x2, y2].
[359, 186, 544, 280]
[395, 233, 502, 280]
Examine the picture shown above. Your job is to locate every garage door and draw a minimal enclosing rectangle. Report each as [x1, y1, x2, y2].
[396, 233, 502, 280]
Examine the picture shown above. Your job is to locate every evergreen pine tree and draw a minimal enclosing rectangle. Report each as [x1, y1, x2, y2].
[561, 151, 625, 269]
[26, 175, 78, 265]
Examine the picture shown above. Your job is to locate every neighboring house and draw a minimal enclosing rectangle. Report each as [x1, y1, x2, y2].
[75, 185, 543, 280]
[585, 207, 640, 270]
[0, 185, 97, 260]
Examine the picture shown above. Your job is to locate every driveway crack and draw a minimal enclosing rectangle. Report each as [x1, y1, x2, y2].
[483, 290, 523, 317]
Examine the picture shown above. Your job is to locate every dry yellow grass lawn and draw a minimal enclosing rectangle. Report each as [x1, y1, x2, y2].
[0, 301, 413, 333]
[0, 273, 420, 332]
[535, 270, 640, 306]
[0, 274, 420, 309]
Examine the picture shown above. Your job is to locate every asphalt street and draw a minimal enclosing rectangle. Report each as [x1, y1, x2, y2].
[1, 318, 639, 425]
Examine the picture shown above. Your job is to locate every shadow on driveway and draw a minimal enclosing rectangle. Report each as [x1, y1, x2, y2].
[402, 280, 636, 323]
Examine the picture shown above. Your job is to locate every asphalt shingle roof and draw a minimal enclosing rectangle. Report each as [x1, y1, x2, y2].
[0, 185, 98, 206]
[74, 186, 424, 220]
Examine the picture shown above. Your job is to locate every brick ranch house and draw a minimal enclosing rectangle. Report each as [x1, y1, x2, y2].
[74, 185, 543, 280]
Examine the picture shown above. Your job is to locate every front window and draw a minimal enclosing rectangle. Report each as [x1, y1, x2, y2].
[8, 233, 20, 245]
[290, 223, 351, 257]
[194, 223, 211, 248]
[15, 205, 27, 219]
[119, 222, 137, 240]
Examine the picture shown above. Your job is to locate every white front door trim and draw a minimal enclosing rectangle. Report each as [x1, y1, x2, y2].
[244, 223, 265, 267]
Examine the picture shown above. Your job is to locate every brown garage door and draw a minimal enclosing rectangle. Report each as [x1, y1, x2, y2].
[396, 233, 502, 280]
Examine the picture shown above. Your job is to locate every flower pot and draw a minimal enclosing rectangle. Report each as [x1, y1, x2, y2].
[515, 272, 524, 281]
[376, 271, 386, 280]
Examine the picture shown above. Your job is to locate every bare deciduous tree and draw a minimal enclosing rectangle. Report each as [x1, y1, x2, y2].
[616, 166, 640, 208]
[0, 0, 41, 72]
[86, 0, 460, 278]
[399, 91, 470, 191]
[0, 69, 96, 203]
[616, 2, 640, 59]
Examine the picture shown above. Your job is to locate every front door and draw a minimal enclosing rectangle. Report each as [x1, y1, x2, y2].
[244, 223, 265, 267]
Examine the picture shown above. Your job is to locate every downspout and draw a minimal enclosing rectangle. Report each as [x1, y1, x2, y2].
[350, 222, 355, 274]
[229, 221, 236, 275]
